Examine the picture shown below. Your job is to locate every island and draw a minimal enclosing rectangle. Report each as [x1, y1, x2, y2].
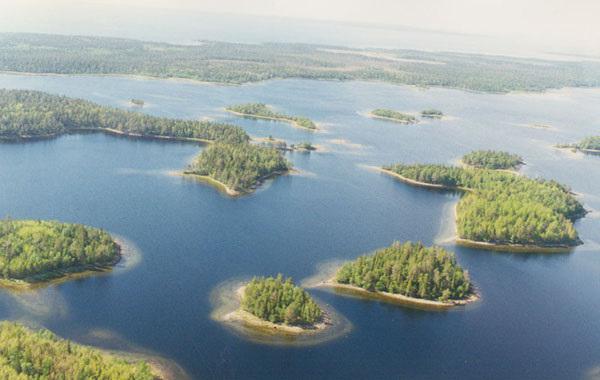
[369, 109, 418, 124]
[461, 150, 524, 170]
[421, 109, 444, 119]
[226, 103, 317, 130]
[381, 164, 586, 252]
[323, 242, 476, 308]
[130, 98, 145, 107]
[558, 136, 600, 154]
[0, 89, 248, 144]
[0, 220, 120, 287]
[184, 142, 291, 196]
[290, 142, 317, 152]
[0, 322, 162, 379]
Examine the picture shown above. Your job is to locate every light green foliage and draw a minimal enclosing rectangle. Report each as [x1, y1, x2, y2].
[371, 109, 417, 124]
[0, 220, 119, 281]
[242, 274, 323, 326]
[421, 109, 443, 118]
[573, 136, 600, 151]
[384, 164, 585, 246]
[227, 103, 317, 130]
[462, 150, 523, 170]
[3, 33, 599, 92]
[0, 322, 154, 379]
[336, 242, 472, 301]
[188, 143, 290, 193]
[0, 89, 248, 143]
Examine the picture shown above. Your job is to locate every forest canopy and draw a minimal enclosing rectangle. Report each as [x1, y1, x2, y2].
[0, 89, 248, 143]
[227, 103, 317, 130]
[242, 274, 323, 326]
[0, 220, 119, 281]
[186, 142, 290, 193]
[0, 322, 155, 379]
[462, 150, 523, 170]
[370, 109, 417, 124]
[336, 242, 473, 301]
[384, 164, 585, 246]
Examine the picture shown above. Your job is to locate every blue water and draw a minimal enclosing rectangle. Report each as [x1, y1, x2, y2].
[0, 74, 600, 379]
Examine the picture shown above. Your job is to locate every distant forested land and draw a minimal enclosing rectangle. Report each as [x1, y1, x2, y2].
[227, 103, 317, 130]
[462, 150, 523, 170]
[370, 109, 418, 124]
[0, 220, 119, 281]
[336, 241, 473, 301]
[384, 164, 585, 247]
[0, 322, 155, 379]
[563, 136, 600, 151]
[242, 275, 323, 326]
[421, 109, 443, 118]
[2, 33, 600, 92]
[186, 142, 290, 193]
[0, 89, 248, 143]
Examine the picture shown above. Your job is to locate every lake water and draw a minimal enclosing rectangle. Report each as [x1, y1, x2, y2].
[0, 74, 600, 379]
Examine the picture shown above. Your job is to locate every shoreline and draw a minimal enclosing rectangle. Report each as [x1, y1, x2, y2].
[226, 110, 318, 131]
[367, 112, 418, 124]
[455, 237, 579, 253]
[379, 168, 472, 192]
[318, 277, 478, 310]
[179, 169, 290, 197]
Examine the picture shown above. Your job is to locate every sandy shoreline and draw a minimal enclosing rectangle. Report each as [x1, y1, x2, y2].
[456, 238, 578, 253]
[178, 169, 289, 197]
[226, 110, 318, 131]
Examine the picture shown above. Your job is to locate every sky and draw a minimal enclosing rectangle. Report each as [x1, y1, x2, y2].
[3, 0, 600, 57]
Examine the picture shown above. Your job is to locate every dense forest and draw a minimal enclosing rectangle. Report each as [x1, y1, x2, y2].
[227, 103, 317, 130]
[421, 109, 444, 118]
[0, 220, 119, 281]
[2, 33, 600, 92]
[0, 322, 155, 379]
[0, 89, 248, 143]
[384, 164, 585, 246]
[242, 275, 323, 326]
[187, 142, 290, 193]
[336, 242, 472, 301]
[370, 109, 417, 124]
[462, 150, 523, 170]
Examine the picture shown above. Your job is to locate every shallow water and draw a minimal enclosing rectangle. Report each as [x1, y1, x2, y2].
[0, 74, 599, 379]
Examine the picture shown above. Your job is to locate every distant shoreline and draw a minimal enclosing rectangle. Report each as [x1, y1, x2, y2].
[367, 112, 418, 124]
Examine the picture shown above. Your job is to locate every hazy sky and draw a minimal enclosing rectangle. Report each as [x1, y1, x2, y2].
[4, 0, 600, 56]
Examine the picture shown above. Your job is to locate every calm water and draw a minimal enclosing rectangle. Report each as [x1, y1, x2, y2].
[0, 74, 600, 379]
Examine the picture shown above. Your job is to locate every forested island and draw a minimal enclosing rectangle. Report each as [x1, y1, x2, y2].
[382, 164, 585, 251]
[369, 109, 417, 124]
[0, 89, 248, 143]
[421, 109, 444, 119]
[328, 242, 475, 307]
[3, 33, 600, 92]
[130, 98, 144, 107]
[226, 103, 317, 130]
[461, 150, 523, 170]
[185, 142, 290, 196]
[559, 136, 600, 154]
[0, 322, 159, 379]
[0, 220, 120, 286]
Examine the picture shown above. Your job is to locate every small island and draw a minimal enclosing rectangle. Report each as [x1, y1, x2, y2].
[558, 136, 600, 155]
[130, 98, 145, 107]
[381, 163, 585, 252]
[290, 141, 317, 152]
[369, 109, 418, 124]
[0, 220, 121, 288]
[0, 322, 162, 379]
[184, 142, 291, 196]
[323, 242, 476, 308]
[461, 150, 524, 170]
[226, 103, 317, 130]
[421, 109, 444, 119]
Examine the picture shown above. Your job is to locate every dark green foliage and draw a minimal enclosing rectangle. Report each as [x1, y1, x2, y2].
[227, 103, 317, 130]
[3, 33, 600, 92]
[242, 275, 323, 326]
[371, 109, 417, 124]
[293, 142, 316, 151]
[384, 164, 585, 246]
[336, 242, 472, 301]
[462, 150, 523, 170]
[0, 220, 119, 281]
[0, 89, 248, 143]
[421, 109, 443, 118]
[187, 143, 290, 193]
[0, 322, 154, 379]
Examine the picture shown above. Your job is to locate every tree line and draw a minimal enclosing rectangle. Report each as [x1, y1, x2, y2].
[336, 241, 472, 301]
[227, 103, 317, 130]
[370, 109, 417, 124]
[462, 150, 523, 170]
[242, 275, 323, 326]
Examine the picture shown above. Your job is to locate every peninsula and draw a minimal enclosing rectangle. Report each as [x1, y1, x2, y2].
[226, 103, 317, 130]
[382, 163, 585, 252]
[324, 242, 476, 308]
[369, 109, 418, 124]
[0, 220, 120, 287]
